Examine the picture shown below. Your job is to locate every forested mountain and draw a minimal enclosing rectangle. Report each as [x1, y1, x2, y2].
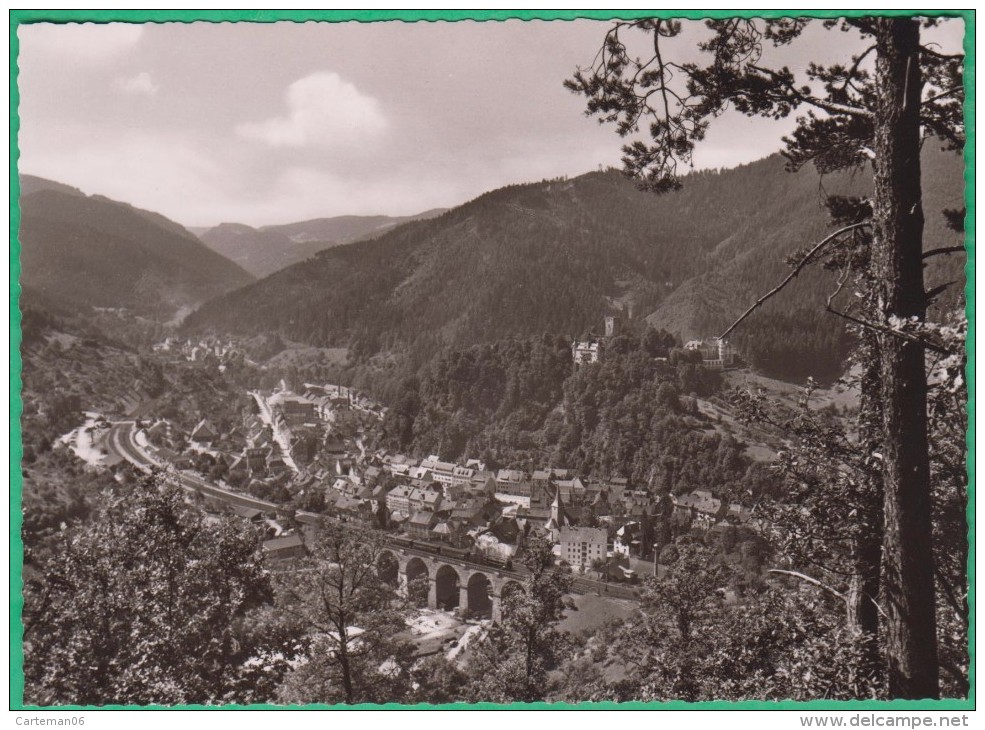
[646, 148, 966, 379]
[197, 210, 447, 277]
[381, 331, 772, 496]
[184, 149, 965, 383]
[19, 175, 86, 198]
[18, 176, 255, 319]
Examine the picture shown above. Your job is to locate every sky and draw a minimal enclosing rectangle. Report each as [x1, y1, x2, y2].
[16, 17, 965, 228]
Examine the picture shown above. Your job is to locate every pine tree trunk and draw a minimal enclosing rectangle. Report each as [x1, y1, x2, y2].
[871, 17, 939, 699]
[847, 334, 883, 678]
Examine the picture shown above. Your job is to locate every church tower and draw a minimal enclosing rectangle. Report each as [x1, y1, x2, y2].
[547, 485, 570, 542]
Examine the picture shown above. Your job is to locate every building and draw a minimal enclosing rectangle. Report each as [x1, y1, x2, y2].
[495, 469, 532, 507]
[430, 460, 458, 487]
[683, 337, 736, 370]
[571, 339, 601, 365]
[545, 487, 572, 542]
[227, 455, 248, 481]
[268, 391, 316, 426]
[190, 418, 218, 444]
[408, 486, 443, 513]
[407, 511, 439, 538]
[469, 471, 497, 496]
[262, 534, 306, 563]
[604, 315, 619, 337]
[245, 447, 270, 476]
[560, 526, 608, 573]
[451, 465, 475, 487]
[555, 477, 587, 505]
[672, 489, 726, 530]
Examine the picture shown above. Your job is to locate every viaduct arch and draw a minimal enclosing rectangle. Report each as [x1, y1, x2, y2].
[378, 547, 526, 621]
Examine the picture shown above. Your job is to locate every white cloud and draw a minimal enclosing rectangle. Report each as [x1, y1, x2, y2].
[236, 71, 387, 150]
[114, 71, 158, 96]
[18, 22, 143, 63]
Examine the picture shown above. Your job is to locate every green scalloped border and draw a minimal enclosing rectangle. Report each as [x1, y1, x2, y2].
[8, 8, 976, 712]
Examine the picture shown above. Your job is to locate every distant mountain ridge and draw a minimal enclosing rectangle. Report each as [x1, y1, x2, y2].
[18, 175, 255, 319]
[184, 149, 964, 383]
[196, 210, 447, 277]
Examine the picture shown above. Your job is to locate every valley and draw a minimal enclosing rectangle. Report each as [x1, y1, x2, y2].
[15, 146, 968, 706]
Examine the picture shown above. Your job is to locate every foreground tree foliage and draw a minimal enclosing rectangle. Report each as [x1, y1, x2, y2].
[463, 538, 574, 702]
[274, 520, 417, 705]
[735, 312, 969, 696]
[568, 15, 966, 698]
[23, 473, 272, 705]
[604, 546, 882, 701]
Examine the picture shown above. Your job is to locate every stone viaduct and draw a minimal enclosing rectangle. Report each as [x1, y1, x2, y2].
[378, 546, 525, 621]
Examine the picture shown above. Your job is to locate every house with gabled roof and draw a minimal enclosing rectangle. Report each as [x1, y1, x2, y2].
[262, 534, 306, 563]
[334, 495, 369, 522]
[556, 477, 587, 505]
[727, 502, 754, 524]
[419, 455, 441, 471]
[407, 510, 438, 538]
[294, 510, 324, 528]
[448, 495, 487, 529]
[146, 419, 178, 448]
[190, 418, 218, 444]
[468, 471, 497, 497]
[431, 521, 454, 543]
[495, 469, 532, 507]
[496, 468, 526, 485]
[228, 454, 248, 478]
[531, 469, 553, 488]
[323, 435, 347, 456]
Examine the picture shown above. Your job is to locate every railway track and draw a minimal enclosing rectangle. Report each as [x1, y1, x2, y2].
[107, 422, 278, 513]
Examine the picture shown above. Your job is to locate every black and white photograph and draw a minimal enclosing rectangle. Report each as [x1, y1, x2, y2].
[12, 11, 971, 709]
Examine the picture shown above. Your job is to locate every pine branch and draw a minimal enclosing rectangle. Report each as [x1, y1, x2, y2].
[748, 64, 874, 118]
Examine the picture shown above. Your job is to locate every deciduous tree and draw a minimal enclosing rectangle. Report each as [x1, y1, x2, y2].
[273, 520, 414, 704]
[465, 538, 574, 702]
[24, 474, 272, 705]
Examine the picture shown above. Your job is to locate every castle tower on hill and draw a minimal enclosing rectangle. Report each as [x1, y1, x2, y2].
[604, 315, 618, 338]
[604, 302, 633, 338]
[573, 309, 633, 365]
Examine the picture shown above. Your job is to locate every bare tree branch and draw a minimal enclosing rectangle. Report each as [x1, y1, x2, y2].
[922, 84, 963, 105]
[718, 222, 870, 340]
[922, 245, 965, 259]
[824, 304, 950, 355]
[768, 568, 888, 619]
